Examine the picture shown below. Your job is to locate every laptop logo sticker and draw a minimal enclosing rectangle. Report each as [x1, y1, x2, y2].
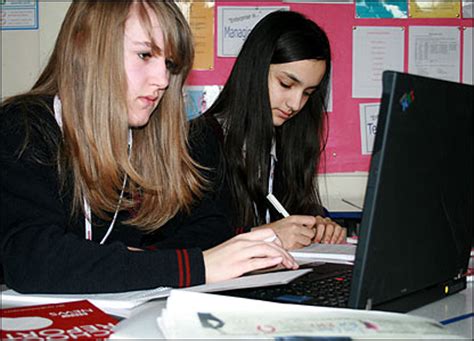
[400, 90, 415, 112]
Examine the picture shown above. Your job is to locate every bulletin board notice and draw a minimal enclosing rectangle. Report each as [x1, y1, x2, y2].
[186, 0, 473, 174]
[1, 0, 38, 30]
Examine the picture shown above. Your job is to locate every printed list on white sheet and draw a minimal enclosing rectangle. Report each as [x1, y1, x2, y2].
[352, 26, 405, 98]
[463, 27, 473, 85]
[408, 26, 461, 83]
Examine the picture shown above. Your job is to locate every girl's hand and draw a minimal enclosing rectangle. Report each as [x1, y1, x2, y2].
[312, 216, 347, 244]
[256, 215, 317, 250]
[203, 228, 298, 283]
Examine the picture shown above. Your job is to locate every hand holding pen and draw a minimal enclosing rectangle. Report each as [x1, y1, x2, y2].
[264, 194, 318, 250]
[266, 194, 347, 249]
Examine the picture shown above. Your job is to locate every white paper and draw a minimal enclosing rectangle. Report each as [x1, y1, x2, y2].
[408, 26, 461, 82]
[462, 27, 473, 85]
[353, 26, 405, 98]
[0, 0, 38, 30]
[158, 290, 463, 339]
[182, 268, 312, 294]
[290, 243, 356, 262]
[0, 286, 171, 318]
[0, 269, 311, 318]
[359, 102, 380, 155]
[327, 69, 334, 112]
[463, 0, 474, 18]
[217, 6, 289, 57]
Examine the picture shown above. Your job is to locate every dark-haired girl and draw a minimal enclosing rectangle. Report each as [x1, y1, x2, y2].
[204, 11, 346, 250]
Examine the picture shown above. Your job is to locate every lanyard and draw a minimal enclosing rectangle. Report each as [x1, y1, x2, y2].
[53, 95, 131, 243]
[265, 153, 276, 224]
[252, 138, 277, 224]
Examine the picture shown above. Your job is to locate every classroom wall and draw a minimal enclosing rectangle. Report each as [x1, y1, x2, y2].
[1, 1, 71, 99]
[188, 0, 473, 173]
[1, 1, 472, 211]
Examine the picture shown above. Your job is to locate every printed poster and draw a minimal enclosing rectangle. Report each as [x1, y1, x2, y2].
[184, 85, 222, 120]
[217, 6, 288, 57]
[352, 26, 405, 98]
[463, 27, 473, 85]
[408, 26, 461, 82]
[359, 103, 380, 155]
[463, 0, 474, 18]
[0, 0, 38, 30]
[355, 0, 408, 19]
[178, 1, 215, 70]
[410, 0, 461, 18]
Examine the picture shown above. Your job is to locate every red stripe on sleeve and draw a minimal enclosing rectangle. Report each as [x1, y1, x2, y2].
[182, 249, 191, 287]
[175, 249, 184, 287]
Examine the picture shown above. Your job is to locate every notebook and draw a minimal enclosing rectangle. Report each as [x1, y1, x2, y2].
[220, 71, 473, 313]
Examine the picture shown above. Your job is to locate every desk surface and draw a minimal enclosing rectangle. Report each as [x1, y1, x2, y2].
[110, 282, 473, 339]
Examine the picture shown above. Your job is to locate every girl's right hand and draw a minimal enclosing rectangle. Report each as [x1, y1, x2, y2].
[202, 228, 298, 283]
[255, 215, 317, 250]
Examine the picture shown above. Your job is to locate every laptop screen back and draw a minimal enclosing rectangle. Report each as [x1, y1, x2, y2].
[349, 71, 473, 311]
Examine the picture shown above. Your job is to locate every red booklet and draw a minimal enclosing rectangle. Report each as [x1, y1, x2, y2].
[1, 300, 118, 340]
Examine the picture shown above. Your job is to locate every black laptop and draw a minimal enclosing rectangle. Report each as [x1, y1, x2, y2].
[221, 71, 473, 313]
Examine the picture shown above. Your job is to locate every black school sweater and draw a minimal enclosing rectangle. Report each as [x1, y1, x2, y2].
[0, 96, 232, 294]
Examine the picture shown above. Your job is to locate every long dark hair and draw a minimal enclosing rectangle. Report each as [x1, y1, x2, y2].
[205, 10, 331, 227]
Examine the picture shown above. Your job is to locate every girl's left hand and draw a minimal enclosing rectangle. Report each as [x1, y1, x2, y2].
[312, 216, 347, 244]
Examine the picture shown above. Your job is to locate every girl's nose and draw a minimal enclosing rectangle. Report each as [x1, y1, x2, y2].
[150, 57, 170, 90]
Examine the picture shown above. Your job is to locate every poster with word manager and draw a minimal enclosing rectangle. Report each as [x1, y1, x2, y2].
[217, 6, 288, 57]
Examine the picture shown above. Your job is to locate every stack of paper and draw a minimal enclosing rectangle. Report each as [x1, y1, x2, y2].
[183, 268, 311, 293]
[158, 290, 464, 339]
[0, 269, 311, 319]
[290, 243, 356, 264]
[0, 287, 171, 318]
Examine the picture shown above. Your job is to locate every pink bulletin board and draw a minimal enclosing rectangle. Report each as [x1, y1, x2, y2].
[186, 1, 474, 174]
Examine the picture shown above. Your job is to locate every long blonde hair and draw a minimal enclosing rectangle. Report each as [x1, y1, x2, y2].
[15, 0, 203, 231]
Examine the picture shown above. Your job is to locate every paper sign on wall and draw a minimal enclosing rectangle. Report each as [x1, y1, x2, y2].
[0, 0, 38, 30]
[217, 6, 288, 57]
[359, 103, 380, 155]
[355, 0, 407, 19]
[184, 85, 222, 120]
[408, 26, 461, 82]
[463, 27, 473, 85]
[352, 26, 404, 98]
[410, 0, 460, 18]
[463, 0, 474, 18]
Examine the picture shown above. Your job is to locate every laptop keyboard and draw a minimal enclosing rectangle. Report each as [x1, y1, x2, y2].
[221, 263, 353, 308]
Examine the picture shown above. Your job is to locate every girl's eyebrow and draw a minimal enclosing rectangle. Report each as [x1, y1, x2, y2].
[131, 40, 151, 48]
[129, 40, 163, 54]
[282, 71, 318, 90]
[282, 71, 301, 84]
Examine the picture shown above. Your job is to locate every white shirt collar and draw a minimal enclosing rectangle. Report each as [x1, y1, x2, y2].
[270, 136, 277, 161]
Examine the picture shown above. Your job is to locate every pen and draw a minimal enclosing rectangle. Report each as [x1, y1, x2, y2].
[266, 193, 290, 218]
[341, 198, 363, 210]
